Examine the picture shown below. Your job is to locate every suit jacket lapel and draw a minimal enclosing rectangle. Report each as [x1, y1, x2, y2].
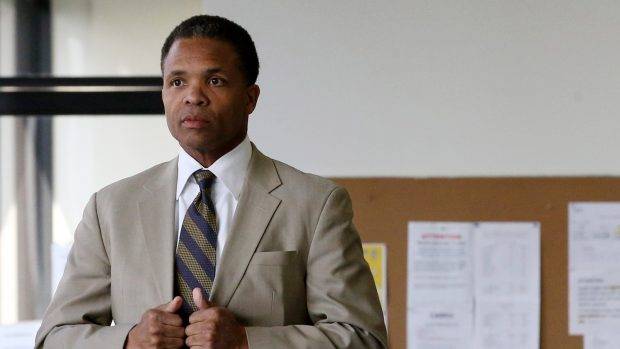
[211, 146, 282, 307]
[137, 158, 178, 303]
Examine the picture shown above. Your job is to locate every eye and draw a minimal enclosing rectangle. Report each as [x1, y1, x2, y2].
[170, 79, 183, 87]
[208, 77, 225, 86]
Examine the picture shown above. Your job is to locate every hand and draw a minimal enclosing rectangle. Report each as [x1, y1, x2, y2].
[125, 296, 186, 349]
[185, 288, 249, 349]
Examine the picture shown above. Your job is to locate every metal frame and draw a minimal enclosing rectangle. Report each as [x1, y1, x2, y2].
[0, 76, 164, 115]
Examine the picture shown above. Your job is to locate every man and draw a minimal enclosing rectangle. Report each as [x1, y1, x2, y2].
[35, 14, 387, 349]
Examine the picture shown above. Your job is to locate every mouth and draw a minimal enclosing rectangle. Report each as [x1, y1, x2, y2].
[181, 115, 208, 129]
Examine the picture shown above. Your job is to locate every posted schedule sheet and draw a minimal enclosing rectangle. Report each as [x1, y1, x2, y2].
[407, 222, 540, 349]
[569, 202, 620, 341]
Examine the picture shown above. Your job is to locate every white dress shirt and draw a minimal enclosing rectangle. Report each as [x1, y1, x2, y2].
[175, 136, 252, 262]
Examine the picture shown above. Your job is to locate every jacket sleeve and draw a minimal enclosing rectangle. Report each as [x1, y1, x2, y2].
[35, 193, 133, 349]
[244, 187, 388, 349]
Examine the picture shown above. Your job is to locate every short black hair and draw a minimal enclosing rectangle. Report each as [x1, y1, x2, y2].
[161, 15, 259, 85]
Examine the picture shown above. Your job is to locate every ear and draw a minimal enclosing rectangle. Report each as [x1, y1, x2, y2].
[245, 84, 260, 115]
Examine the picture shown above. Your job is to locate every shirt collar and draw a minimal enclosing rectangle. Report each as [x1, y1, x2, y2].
[176, 136, 252, 200]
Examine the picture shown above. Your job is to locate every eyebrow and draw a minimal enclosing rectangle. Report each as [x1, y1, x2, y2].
[167, 70, 187, 77]
[204, 67, 223, 75]
[165, 67, 223, 79]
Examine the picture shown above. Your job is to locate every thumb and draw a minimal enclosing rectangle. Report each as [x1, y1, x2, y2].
[193, 288, 210, 310]
[163, 296, 183, 313]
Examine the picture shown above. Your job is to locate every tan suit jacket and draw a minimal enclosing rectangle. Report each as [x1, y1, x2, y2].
[35, 145, 387, 348]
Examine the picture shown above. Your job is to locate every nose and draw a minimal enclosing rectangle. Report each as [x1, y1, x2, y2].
[183, 84, 208, 106]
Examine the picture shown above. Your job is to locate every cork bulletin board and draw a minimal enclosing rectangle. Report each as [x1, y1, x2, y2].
[333, 177, 620, 349]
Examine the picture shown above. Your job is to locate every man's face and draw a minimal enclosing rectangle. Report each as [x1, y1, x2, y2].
[162, 37, 260, 166]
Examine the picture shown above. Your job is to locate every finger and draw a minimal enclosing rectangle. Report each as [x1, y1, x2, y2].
[158, 323, 187, 339]
[186, 319, 216, 337]
[185, 328, 214, 348]
[156, 311, 184, 328]
[164, 296, 184, 313]
[152, 298, 184, 327]
[193, 287, 211, 310]
[154, 334, 185, 348]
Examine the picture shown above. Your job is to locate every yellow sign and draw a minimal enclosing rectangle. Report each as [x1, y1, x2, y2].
[363, 243, 387, 317]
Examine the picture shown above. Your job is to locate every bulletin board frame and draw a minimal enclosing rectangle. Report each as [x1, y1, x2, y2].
[333, 177, 620, 349]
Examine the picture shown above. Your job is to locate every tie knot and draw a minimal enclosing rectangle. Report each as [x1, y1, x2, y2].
[193, 170, 215, 192]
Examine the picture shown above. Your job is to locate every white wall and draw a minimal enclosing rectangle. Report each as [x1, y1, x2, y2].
[206, 0, 620, 177]
[49, 1, 620, 240]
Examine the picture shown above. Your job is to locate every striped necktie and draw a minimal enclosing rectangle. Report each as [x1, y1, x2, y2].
[175, 169, 218, 321]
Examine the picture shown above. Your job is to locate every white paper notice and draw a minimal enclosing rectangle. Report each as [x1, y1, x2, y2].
[473, 222, 540, 301]
[569, 202, 620, 335]
[569, 202, 620, 269]
[472, 222, 540, 349]
[474, 301, 540, 349]
[407, 302, 473, 349]
[407, 222, 474, 302]
[584, 334, 620, 349]
[408, 221, 540, 349]
[569, 269, 620, 334]
[407, 222, 475, 349]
